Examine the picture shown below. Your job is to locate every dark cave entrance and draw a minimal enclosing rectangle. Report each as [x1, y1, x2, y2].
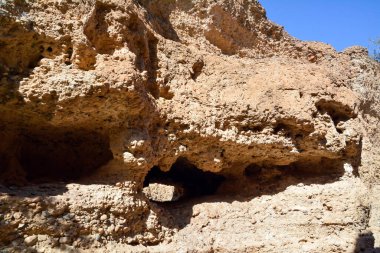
[143, 157, 225, 202]
[0, 127, 113, 184]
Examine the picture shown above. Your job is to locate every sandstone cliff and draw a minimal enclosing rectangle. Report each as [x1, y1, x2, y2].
[0, 0, 380, 252]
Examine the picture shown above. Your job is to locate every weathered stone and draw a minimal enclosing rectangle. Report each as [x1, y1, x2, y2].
[0, 0, 379, 252]
[143, 183, 185, 202]
[13, 212, 22, 219]
[107, 224, 115, 234]
[24, 235, 37, 246]
[59, 237, 71, 245]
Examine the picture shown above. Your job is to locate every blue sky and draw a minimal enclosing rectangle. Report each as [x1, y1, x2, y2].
[259, 0, 380, 54]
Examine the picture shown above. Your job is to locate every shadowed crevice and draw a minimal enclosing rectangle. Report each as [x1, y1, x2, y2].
[144, 157, 225, 202]
[0, 125, 113, 185]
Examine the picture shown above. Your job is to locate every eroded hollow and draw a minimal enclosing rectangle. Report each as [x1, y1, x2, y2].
[0, 127, 113, 184]
[244, 156, 346, 184]
[143, 157, 225, 202]
[225, 156, 347, 197]
[315, 100, 356, 133]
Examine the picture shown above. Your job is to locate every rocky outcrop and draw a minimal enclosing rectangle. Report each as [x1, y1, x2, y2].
[0, 0, 379, 252]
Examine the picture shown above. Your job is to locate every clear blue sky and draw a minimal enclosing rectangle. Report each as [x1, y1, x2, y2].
[260, 0, 380, 54]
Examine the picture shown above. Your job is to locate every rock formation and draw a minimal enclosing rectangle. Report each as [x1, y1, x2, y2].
[0, 0, 379, 252]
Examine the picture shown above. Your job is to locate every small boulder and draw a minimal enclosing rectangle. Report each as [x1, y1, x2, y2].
[24, 235, 38, 246]
[143, 182, 184, 202]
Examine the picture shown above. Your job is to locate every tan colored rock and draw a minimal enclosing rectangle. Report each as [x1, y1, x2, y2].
[100, 214, 108, 221]
[143, 182, 184, 202]
[24, 235, 38, 246]
[59, 236, 71, 245]
[0, 0, 379, 252]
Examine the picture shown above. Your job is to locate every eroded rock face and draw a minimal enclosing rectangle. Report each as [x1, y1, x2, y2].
[0, 0, 379, 252]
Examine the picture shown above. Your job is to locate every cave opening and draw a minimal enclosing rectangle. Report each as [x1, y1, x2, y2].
[143, 157, 225, 202]
[0, 127, 113, 185]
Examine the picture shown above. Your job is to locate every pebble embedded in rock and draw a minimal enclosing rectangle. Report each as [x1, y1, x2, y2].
[98, 228, 105, 235]
[24, 235, 38, 246]
[59, 236, 71, 245]
[107, 224, 115, 234]
[63, 213, 73, 220]
[100, 214, 107, 221]
[13, 212, 22, 219]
